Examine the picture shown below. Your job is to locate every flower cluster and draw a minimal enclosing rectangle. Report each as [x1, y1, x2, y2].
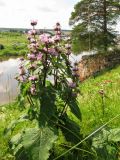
[16, 20, 79, 97]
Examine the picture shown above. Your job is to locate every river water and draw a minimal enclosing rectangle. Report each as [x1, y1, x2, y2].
[0, 58, 19, 105]
[0, 52, 95, 105]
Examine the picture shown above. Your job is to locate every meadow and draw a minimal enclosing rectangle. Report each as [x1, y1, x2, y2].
[0, 64, 120, 159]
[0, 32, 27, 58]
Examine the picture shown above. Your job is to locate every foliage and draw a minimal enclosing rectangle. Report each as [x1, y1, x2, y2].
[1, 64, 120, 159]
[92, 128, 120, 160]
[0, 32, 27, 58]
[6, 21, 82, 160]
[70, 0, 120, 53]
[9, 127, 58, 160]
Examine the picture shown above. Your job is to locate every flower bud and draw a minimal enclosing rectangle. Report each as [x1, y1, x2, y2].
[65, 44, 71, 50]
[29, 76, 38, 81]
[19, 57, 24, 61]
[72, 72, 79, 77]
[72, 67, 79, 72]
[68, 82, 76, 88]
[31, 20, 37, 26]
[30, 84, 37, 95]
[28, 30, 37, 35]
[27, 53, 36, 61]
[37, 53, 43, 60]
[19, 66, 26, 75]
[28, 64, 37, 70]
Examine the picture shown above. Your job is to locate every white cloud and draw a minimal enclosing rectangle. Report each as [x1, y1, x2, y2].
[0, 0, 79, 29]
[0, 0, 119, 31]
[0, 0, 6, 6]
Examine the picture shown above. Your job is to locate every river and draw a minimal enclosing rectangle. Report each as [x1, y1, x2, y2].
[0, 51, 95, 105]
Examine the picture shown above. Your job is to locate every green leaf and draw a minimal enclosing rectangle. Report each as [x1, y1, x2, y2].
[108, 128, 120, 142]
[68, 99, 81, 120]
[60, 114, 82, 144]
[4, 114, 29, 135]
[39, 86, 57, 126]
[92, 128, 119, 160]
[11, 127, 58, 160]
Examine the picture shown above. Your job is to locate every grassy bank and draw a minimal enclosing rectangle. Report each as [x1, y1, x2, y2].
[0, 32, 27, 59]
[0, 65, 120, 159]
[78, 65, 120, 135]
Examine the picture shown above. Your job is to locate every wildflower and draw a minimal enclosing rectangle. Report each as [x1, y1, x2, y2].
[31, 20, 37, 26]
[30, 84, 37, 95]
[37, 53, 42, 60]
[53, 35, 61, 42]
[28, 43, 39, 50]
[72, 67, 79, 72]
[27, 53, 36, 61]
[30, 38, 36, 43]
[68, 82, 76, 88]
[19, 66, 26, 75]
[54, 22, 61, 31]
[72, 72, 79, 77]
[28, 64, 37, 70]
[17, 76, 26, 82]
[19, 57, 24, 61]
[48, 48, 58, 56]
[39, 34, 49, 43]
[29, 75, 38, 81]
[72, 92, 77, 98]
[65, 44, 71, 50]
[28, 30, 37, 35]
[74, 61, 78, 66]
[66, 50, 71, 55]
[98, 89, 104, 95]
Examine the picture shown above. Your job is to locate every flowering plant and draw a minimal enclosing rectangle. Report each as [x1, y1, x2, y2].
[8, 21, 81, 160]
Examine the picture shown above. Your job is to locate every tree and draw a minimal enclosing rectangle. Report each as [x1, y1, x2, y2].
[70, 0, 120, 54]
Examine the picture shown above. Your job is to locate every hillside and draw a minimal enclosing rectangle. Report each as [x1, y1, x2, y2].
[0, 65, 120, 159]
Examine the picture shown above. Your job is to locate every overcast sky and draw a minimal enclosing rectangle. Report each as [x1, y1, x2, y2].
[0, 0, 119, 31]
[0, 0, 79, 29]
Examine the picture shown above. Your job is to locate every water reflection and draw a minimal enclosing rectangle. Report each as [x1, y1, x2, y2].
[0, 51, 95, 105]
[0, 58, 19, 105]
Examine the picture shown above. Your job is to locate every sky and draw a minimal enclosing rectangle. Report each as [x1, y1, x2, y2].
[0, 0, 79, 29]
[0, 0, 119, 31]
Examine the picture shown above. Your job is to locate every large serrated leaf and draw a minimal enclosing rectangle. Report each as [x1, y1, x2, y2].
[4, 114, 29, 135]
[21, 127, 58, 160]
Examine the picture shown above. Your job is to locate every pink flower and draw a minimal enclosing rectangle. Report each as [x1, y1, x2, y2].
[27, 53, 36, 61]
[28, 64, 37, 70]
[72, 67, 79, 72]
[39, 34, 49, 43]
[72, 72, 79, 77]
[18, 76, 26, 82]
[65, 44, 71, 49]
[30, 84, 37, 95]
[28, 43, 39, 50]
[31, 20, 37, 26]
[29, 76, 38, 81]
[30, 38, 36, 43]
[66, 50, 71, 55]
[68, 82, 76, 88]
[28, 30, 37, 35]
[37, 53, 42, 60]
[19, 66, 26, 75]
[48, 48, 58, 56]
[19, 57, 24, 61]
[53, 35, 61, 42]
[54, 22, 61, 31]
